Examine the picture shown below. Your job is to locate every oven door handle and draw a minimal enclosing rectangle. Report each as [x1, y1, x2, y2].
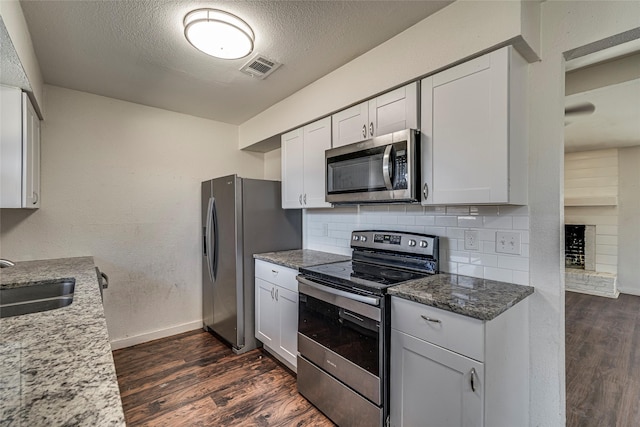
[297, 276, 380, 306]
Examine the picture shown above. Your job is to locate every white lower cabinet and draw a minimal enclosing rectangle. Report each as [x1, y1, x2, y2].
[390, 296, 529, 427]
[255, 260, 299, 371]
[391, 329, 483, 427]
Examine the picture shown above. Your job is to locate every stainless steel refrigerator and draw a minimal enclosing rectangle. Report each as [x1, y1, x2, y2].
[202, 175, 302, 354]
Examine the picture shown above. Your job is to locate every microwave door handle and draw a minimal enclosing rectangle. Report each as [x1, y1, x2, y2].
[382, 145, 394, 190]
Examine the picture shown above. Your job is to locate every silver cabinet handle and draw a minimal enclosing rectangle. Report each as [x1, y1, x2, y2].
[362, 124, 367, 138]
[271, 269, 279, 276]
[423, 183, 429, 201]
[33, 191, 38, 204]
[299, 194, 303, 205]
[275, 288, 279, 301]
[369, 122, 374, 137]
[270, 287, 274, 299]
[303, 194, 307, 204]
[420, 314, 441, 324]
[470, 368, 478, 392]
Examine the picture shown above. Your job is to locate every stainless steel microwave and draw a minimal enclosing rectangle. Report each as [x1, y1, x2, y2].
[325, 129, 419, 204]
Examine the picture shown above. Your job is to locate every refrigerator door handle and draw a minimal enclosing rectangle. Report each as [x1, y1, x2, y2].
[206, 196, 217, 283]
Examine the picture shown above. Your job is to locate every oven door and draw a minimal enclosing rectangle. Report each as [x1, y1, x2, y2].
[325, 129, 417, 203]
[297, 276, 383, 405]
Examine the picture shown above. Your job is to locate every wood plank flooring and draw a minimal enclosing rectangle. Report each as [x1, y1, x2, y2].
[113, 330, 335, 426]
[565, 291, 640, 427]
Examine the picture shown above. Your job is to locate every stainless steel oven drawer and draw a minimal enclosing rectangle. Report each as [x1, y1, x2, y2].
[298, 333, 381, 405]
[298, 356, 383, 427]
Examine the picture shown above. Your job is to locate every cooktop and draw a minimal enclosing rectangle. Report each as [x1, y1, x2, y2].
[299, 260, 430, 295]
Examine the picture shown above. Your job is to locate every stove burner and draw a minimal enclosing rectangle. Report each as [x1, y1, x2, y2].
[315, 265, 348, 273]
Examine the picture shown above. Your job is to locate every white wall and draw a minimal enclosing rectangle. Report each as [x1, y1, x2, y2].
[0, 85, 265, 348]
[618, 146, 640, 294]
[264, 148, 282, 181]
[305, 205, 530, 285]
[564, 149, 619, 274]
[528, 2, 640, 424]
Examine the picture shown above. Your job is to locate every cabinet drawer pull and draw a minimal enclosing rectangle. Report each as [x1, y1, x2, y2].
[369, 122, 374, 137]
[420, 314, 441, 324]
[362, 124, 367, 138]
[423, 183, 429, 201]
[299, 194, 303, 205]
[271, 269, 279, 275]
[270, 287, 274, 299]
[33, 191, 39, 204]
[470, 367, 478, 392]
[303, 193, 307, 205]
[275, 288, 279, 301]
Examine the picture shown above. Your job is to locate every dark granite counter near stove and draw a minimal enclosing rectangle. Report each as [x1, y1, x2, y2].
[388, 273, 534, 321]
[254, 249, 350, 270]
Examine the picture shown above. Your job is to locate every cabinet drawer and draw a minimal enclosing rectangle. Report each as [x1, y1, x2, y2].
[255, 260, 298, 292]
[391, 297, 485, 362]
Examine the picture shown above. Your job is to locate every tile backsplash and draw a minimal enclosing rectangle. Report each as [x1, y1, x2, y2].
[304, 204, 530, 285]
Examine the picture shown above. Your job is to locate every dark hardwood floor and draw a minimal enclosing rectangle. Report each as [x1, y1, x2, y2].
[565, 291, 640, 427]
[113, 330, 335, 426]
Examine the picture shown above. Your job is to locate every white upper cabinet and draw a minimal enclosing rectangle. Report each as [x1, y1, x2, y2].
[1, 86, 41, 209]
[421, 46, 527, 205]
[281, 117, 332, 209]
[332, 82, 418, 148]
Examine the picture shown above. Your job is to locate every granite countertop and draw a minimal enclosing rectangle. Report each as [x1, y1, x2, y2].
[388, 273, 534, 321]
[254, 249, 351, 270]
[0, 257, 125, 426]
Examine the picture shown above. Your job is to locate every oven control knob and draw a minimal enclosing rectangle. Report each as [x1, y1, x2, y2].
[360, 236, 367, 242]
[420, 240, 429, 248]
[352, 235, 360, 241]
[408, 239, 416, 247]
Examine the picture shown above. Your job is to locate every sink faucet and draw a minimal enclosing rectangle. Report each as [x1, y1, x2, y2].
[0, 259, 15, 268]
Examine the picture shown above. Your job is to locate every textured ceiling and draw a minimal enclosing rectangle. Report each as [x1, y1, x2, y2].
[0, 17, 31, 91]
[20, 0, 452, 125]
[565, 51, 640, 152]
[565, 79, 640, 152]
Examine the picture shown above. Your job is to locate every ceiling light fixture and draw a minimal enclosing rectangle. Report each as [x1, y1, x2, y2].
[183, 9, 254, 60]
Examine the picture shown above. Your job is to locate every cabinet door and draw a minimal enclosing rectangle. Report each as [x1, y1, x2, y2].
[369, 82, 418, 138]
[276, 286, 298, 369]
[281, 128, 304, 208]
[422, 48, 509, 205]
[255, 278, 277, 346]
[390, 329, 484, 427]
[331, 102, 368, 148]
[302, 117, 332, 208]
[22, 93, 40, 208]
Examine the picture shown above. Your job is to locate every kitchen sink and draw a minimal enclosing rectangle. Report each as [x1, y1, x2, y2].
[0, 278, 75, 318]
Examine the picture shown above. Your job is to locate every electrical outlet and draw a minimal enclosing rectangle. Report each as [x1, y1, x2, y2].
[496, 231, 521, 255]
[464, 230, 479, 250]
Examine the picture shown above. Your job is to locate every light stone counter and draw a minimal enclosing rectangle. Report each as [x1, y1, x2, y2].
[0, 257, 125, 426]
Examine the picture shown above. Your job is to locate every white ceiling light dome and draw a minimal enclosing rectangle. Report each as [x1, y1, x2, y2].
[184, 9, 255, 60]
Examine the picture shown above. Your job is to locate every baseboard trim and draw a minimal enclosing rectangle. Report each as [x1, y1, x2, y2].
[618, 288, 640, 297]
[110, 320, 203, 350]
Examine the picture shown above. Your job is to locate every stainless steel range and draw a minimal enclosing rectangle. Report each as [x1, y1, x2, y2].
[297, 230, 439, 427]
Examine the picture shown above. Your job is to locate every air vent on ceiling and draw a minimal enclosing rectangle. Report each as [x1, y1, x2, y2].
[240, 54, 281, 79]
